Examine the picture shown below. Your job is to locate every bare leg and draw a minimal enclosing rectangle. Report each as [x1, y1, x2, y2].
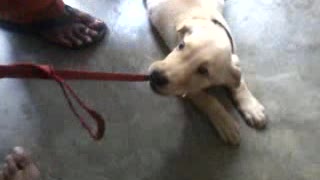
[0, 147, 40, 180]
[188, 91, 240, 145]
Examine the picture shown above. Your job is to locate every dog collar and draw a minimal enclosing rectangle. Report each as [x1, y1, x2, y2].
[212, 19, 235, 54]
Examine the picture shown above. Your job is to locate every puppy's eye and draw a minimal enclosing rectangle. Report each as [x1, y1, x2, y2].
[197, 66, 209, 76]
[178, 41, 185, 50]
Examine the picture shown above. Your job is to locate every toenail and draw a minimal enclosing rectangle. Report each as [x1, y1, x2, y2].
[91, 30, 98, 36]
[86, 37, 92, 43]
[77, 41, 83, 46]
[5, 155, 13, 162]
[13, 147, 24, 155]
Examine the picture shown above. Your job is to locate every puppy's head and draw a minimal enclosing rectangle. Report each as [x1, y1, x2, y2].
[149, 19, 241, 96]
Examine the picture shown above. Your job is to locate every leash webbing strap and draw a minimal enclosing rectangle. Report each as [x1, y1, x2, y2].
[0, 63, 149, 140]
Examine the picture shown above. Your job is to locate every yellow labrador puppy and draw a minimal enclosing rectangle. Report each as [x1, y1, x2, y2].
[146, 0, 267, 145]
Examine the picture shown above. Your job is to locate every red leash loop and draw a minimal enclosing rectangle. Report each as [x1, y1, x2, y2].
[0, 63, 149, 141]
[39, 65, 106, 140]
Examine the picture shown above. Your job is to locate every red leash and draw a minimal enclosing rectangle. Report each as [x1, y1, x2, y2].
[0, 63, 149, 140]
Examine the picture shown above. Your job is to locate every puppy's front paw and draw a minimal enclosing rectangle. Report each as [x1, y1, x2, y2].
[214, 119, 240, 145]
[238, 97, 267, 129]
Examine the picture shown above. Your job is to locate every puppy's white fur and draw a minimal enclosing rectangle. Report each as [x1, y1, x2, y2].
[146, 0, 267, 145]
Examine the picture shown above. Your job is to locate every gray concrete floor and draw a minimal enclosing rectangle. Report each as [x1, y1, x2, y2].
[0, 0, 319, 179]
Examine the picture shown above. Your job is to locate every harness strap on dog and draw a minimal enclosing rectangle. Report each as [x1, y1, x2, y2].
[212, 19, 235, 54]
[0, 63, 149, 140]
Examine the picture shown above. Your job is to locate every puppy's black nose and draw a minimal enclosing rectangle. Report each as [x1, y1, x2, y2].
[150, 70, 169, 87]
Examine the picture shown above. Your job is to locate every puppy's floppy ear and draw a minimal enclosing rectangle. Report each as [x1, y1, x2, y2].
[176, 19, 193, 35]
[226, 54, 242, 88]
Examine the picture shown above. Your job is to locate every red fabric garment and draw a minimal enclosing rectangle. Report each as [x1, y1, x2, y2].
[0, 0, 65, 23]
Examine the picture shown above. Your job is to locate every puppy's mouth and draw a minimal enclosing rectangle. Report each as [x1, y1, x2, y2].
[149, 82, 190, 97]
[150, 82, 166, 95]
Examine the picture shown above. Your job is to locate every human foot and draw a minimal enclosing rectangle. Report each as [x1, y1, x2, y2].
[0, 5, 108, 48]
[0, 147, 40, 180]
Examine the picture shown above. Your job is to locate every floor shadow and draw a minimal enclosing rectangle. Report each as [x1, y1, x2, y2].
[150, 25, 171, 55]
[146, 95, 241, 180]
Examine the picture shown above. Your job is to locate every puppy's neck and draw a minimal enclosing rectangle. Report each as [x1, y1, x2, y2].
[176, 18, 217, 39]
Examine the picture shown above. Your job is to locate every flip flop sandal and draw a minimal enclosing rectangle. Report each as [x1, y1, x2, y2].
[0, 5, 107, 49]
